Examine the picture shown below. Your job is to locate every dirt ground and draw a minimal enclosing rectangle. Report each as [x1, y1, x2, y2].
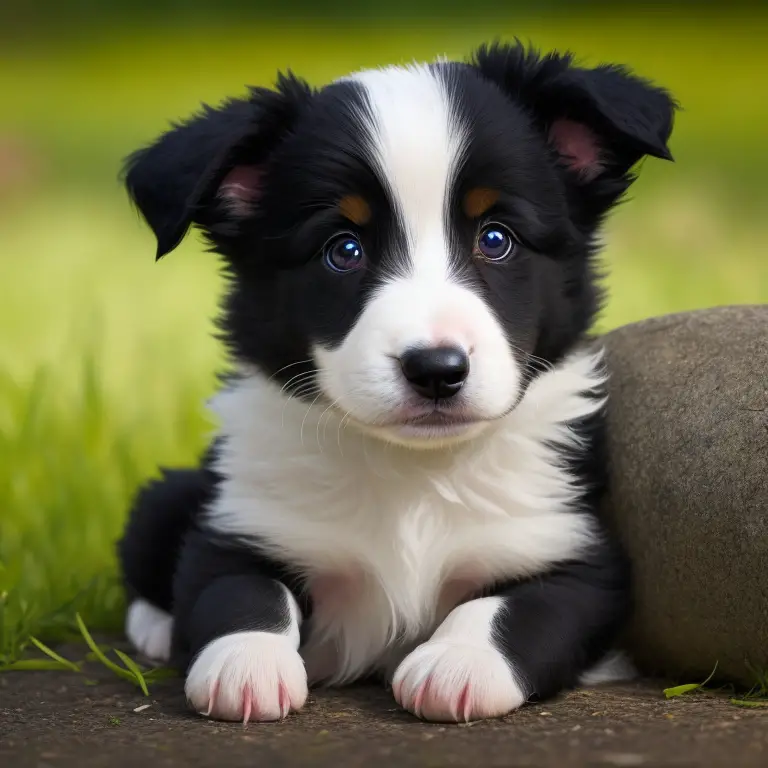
[1, 649, 767, 768]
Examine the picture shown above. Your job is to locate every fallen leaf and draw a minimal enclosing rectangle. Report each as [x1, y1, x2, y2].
[663, 662, 718, 699]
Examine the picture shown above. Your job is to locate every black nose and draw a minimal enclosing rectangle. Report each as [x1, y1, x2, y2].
[399, 346, 470, 400]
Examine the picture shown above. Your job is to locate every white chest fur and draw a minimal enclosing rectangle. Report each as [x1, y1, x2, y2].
[205, 349, 605, 684]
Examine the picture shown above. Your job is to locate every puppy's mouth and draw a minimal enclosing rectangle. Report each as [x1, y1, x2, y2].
[377, 407, 488, 443]
[399, 411, 478, 428]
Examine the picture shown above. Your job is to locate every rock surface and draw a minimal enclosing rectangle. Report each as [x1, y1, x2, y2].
[602, 305, 768, 687]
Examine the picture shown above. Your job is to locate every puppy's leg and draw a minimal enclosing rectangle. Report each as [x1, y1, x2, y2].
[126, 598, 174, 664]
[393, 537, 630, 722]
[174, 530, 307, 723]
[120, 457, 221, 664]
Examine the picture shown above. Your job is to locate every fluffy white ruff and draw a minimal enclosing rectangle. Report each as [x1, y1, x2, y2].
[185, 632, 308, 722]
[126, 598, 173, 664]
[207, 348, 606, 686]
[392, 597, 525, 723]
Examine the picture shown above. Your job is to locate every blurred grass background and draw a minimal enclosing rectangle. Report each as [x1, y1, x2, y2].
[0, 2, 766, 661]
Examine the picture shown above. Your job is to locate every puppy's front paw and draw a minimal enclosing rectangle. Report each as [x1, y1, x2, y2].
[392, 641, 525, 723]
[185, 632, 308, 722]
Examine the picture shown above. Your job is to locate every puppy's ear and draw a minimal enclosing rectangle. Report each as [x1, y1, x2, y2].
[123, 72, 311, 259]
[470, 41, 677, 182]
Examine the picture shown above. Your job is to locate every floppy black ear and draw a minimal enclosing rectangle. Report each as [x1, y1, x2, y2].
[470, 42, 677, 182]
[122, 72, 312, 259]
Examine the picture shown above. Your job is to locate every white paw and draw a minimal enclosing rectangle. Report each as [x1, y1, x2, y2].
[392, 640, 525, 723]
[126, 599, 173, 664]
[185, 632, 308, 722]
[579, 650, 638, 686]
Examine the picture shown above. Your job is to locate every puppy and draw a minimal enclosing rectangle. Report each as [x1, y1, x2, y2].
[118, 41, 676, 723]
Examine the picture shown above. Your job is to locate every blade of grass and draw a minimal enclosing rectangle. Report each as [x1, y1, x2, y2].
[85, 645, 118, 662]
[113, 649, 149, 696]
[664, 662, 719, 699]
[143, 667, 178, 682]
[745, 662, 768, 695]
[75, 613, 143, 690]
[28, 636, 81, 672]
[1, 659, 79, 671]
[730, 699, 768, 708]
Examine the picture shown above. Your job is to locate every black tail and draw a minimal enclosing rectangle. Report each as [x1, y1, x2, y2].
[118, 460, 219, 613]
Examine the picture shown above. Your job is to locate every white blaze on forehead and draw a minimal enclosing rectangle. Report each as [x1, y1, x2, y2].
[348, 65, 467, 282]
[316, 66, 520, 427]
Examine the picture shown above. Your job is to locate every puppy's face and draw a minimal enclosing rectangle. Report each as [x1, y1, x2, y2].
[231, 67, 564, 447]
[125, 45, 675, 448]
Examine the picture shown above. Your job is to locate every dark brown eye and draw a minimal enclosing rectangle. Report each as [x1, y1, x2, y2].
[475, 223, 518, 262]
[323, 234, 366, 273]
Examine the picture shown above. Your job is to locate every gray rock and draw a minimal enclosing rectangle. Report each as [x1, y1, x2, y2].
[601, 305, 768, 688]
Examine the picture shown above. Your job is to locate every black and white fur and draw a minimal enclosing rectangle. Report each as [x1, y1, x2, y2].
[118, 42, 675, 723]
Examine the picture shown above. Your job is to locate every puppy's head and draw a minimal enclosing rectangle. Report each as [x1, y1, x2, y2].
[125, 42, 676, 448]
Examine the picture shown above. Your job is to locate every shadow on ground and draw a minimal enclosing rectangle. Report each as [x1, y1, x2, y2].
[1, 648, 766, 767]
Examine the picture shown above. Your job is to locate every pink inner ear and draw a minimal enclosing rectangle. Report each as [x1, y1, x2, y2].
[548, 119, 604, 180]
[217, 165, 264, 216]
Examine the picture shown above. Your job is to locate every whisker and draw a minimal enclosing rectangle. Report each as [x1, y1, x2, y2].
[337, 410, 354, 457]
[267, 359, 315, 384]
[280, 382, 320, 427]
[508, 342, 555, 376]
[279, 370, 318, 396]
[300, 392, 325, 449]
[318, 398, 343, 449]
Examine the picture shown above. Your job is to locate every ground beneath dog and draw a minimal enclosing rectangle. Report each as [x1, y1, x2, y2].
[2, 651, 767, 768]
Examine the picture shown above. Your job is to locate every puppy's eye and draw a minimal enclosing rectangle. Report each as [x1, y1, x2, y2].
[323, 234, 366, 273]
[474, 223, 518, 263]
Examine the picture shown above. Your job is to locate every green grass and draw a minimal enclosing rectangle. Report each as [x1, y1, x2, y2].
[1, 14, 767, 664]
[663, 663, 719, 698]
[662, 662, 768, 707]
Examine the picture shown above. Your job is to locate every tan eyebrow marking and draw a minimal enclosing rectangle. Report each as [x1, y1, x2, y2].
[463, 187, 500, 218]
[338, 195, 372, 225]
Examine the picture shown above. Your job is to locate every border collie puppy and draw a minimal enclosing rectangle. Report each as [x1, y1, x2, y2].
[118, 41, 675, 723]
